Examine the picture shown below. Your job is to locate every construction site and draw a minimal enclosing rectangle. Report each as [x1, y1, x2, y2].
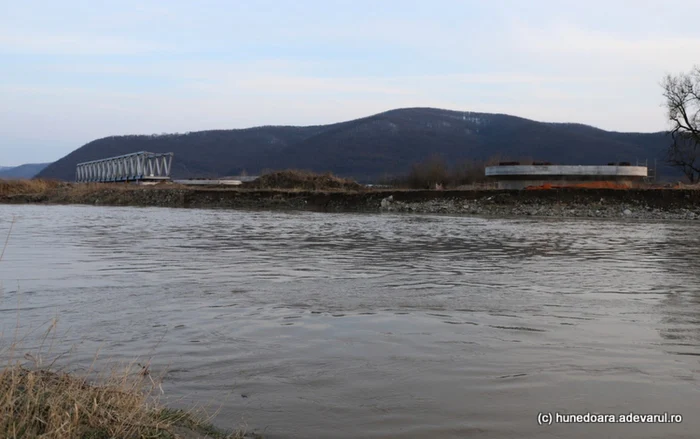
[485, 161, 656, 190]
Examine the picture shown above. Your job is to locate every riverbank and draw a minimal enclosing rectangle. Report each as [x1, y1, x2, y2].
[2, 181, 700, 220]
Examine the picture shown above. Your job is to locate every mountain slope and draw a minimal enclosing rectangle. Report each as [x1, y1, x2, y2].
[269, 109, 670, 180]
[37, 108, 672, 181]
[37, 126, 330, 180]
[0, 163, 50, 179]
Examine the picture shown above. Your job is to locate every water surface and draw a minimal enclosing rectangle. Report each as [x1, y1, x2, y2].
[1, 205, 699, 438]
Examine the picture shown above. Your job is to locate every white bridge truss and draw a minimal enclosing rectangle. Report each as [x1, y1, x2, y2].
[76, 151, 174, 183]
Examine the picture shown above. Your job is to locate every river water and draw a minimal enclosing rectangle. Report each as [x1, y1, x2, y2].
[1, 204, 699, 438]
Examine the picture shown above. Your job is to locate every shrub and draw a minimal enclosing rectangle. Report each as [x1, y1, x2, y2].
[244, 170, 364, 191]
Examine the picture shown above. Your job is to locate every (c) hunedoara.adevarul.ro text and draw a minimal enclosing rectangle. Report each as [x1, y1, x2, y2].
[537, 412, 683, 425]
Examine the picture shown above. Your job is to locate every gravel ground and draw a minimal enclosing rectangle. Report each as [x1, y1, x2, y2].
[3, 185, 700, 221]
[378, 193, 700, 220]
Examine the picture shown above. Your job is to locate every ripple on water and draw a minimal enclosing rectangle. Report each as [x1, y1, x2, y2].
[2, 206, 700, 438]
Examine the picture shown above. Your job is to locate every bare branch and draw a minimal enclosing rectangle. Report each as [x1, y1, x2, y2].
[663, 66, 700, 182]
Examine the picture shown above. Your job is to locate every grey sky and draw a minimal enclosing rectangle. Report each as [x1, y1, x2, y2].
[2, 0, 699, 165]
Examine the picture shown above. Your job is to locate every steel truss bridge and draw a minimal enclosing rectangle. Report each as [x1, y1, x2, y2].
[76, 151, 174, 183]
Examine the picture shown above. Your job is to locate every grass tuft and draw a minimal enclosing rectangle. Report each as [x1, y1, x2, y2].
[0, 361, 252, 438]
[0, 360, 246, 439]
[0, 323, 251, 439]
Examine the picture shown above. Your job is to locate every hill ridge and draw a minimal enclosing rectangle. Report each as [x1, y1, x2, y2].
[36, 107, 672, 181]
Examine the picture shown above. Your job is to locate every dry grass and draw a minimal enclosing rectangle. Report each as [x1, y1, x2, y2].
[0, 179, 62, 197]
[1, 361, 161, 439]
[0, 180, 148, 205]
[0, 179, 145, 197]
[0, 332, 250, 439]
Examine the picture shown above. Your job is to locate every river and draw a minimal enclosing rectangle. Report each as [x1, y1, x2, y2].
[1, 204, 699, 438]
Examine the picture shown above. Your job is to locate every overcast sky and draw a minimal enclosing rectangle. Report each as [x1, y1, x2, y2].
[2, 0, 699, 165]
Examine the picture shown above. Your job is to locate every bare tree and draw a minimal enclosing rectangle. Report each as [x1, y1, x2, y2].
[663, 66, 700, 182]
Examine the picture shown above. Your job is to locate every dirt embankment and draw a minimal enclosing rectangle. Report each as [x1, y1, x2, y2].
[242, 170, 365, 191]
[2, 181, 700, 220]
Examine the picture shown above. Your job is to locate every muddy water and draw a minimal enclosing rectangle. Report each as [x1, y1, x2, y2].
[1, 204, 700, 438]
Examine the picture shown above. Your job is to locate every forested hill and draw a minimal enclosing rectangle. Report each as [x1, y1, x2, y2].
[0, 163, 50, 179]
[37, 108, 671, 181]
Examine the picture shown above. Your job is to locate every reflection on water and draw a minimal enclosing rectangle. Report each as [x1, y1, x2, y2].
[2, 205, 700, 438]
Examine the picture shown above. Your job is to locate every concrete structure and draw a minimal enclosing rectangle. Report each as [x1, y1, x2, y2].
[76, 151, 174, 183]
[173, 179, 242, 186]
[173, 176, 259, 186]
[485, 165, 647, 189]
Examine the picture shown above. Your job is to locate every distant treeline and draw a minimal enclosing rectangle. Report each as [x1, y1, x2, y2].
[386, 155, 535, 189]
